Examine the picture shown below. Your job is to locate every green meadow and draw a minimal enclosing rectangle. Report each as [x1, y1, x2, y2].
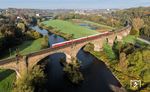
[0, 69, 16, 92]
[0, 38, 44, 60]
[43, 20, 99, 38]
[73, 19, 114, 30]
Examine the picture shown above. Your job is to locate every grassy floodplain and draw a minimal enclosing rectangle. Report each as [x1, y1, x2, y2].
[42, 20, 99, 38]
[0, 37, 45, 60]
[0, 69, 16, 92]
[70, 19, 114, 31]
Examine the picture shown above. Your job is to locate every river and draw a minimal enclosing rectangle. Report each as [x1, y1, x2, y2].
[32, 26, 121, 92]
[31, 26, 65, 46]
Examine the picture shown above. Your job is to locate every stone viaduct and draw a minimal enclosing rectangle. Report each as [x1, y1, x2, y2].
[0, 26, 131, 78]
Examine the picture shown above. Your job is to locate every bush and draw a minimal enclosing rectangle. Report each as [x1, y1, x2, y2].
[103, 42, 116, 60]
[13, 65, 46, 92]
[33, 31, 41, 39]
[17, 23, 25, 32]
[83, 43, 94, 52]
[63, 58, 84, 84]
[130, 27, 139, 37]
[26, 30, 42, 40]
[112, 41, 122, 59]
[41, 35, 49, 49]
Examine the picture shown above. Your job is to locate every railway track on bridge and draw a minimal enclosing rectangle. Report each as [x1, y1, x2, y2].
[0, 25, 131, 65]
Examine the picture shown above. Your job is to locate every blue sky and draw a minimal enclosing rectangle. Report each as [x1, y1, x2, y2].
[0, 0, 150, 9]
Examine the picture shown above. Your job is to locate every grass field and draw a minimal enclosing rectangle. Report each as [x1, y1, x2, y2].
[18, 38, 43, 55]
[0, 69, 16, 92]
[122, 35, 136, 44]
[70, 19, 114, 30]
[80, 20, 114, 29]
[0, 38, 44, 60]
[122, 35, 150, 46]
[42, 20, 99, 38]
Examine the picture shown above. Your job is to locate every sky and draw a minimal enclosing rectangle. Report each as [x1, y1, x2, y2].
[0, 0, 150, 9]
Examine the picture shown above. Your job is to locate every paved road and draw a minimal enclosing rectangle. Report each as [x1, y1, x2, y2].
[137, 38, 150, 45]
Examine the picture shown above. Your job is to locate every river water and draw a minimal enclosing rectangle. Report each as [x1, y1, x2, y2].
[31, 26, 65, 46]
[79, 23, 97, 30]
[32, 26, 121, 92]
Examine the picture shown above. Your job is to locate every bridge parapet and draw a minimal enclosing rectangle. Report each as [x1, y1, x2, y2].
[0, 25, 131, 78]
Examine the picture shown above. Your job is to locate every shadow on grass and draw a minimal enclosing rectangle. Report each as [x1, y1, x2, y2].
[0, 40, 33, 60]
[0, 70, 15, 82]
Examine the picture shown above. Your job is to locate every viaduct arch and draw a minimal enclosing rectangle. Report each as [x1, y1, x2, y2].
[0, 26, 131, 78]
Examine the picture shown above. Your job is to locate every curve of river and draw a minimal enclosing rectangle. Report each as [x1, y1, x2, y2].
[32, 26, 121, 92]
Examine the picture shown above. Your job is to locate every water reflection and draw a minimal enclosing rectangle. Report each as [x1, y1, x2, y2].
[31, 26, 48, 35]
[48, 34, 65, 46]
[79, 23, 97, 30]
[44, 49, 121, 92]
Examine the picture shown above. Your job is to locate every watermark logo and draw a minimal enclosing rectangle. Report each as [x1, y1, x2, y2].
[130, 80, 141, 90]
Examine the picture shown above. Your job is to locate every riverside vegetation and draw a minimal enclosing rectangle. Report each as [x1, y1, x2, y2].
[83, 35, 150, 91]
[0, 15, 49, 92]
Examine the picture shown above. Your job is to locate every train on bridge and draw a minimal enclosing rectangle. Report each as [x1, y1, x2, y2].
[51, 31, 111, 48]
[51, 25, 130, 48]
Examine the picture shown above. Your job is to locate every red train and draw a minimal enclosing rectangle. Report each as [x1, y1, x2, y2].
[51, 25, 130, 48]
[51, 31, 112, 48]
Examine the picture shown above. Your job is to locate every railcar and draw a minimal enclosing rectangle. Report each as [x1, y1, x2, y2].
[51, 31, 111, 48]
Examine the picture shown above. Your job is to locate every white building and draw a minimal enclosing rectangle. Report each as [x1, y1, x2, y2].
[36, 13, 41, 17]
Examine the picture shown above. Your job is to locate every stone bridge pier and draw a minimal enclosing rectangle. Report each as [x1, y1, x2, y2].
[94, 41, 103, 52]
[0, 57, 28, 79]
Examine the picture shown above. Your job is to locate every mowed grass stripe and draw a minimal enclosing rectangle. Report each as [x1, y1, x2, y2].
[43, 20, 99, 38]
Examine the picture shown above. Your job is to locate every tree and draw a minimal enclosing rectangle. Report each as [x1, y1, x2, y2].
[112, 40, 123, 59]
[31, 17, 37, 26]
[130, 18, 144, 36]
[119, 52, 127, 69]
[33, 31, 41, 39]
[132, 18, 144, 30]
[17, 23, 26, 32]
[63, 57, 84, 84]
[130, 27, 139, 37]
[41, 35, 49, 49]
[140, 25, 150, 38]
[103, 42, 116, 60]
[13, 65, 46, 92]
[128, 51, 144, 75]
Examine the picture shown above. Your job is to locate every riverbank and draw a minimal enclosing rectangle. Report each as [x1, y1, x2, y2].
[83, 35, 150, 91]
[38, 24, 71, 40]
[42, 49, 122, 92]
[87, 48, 150, 91]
